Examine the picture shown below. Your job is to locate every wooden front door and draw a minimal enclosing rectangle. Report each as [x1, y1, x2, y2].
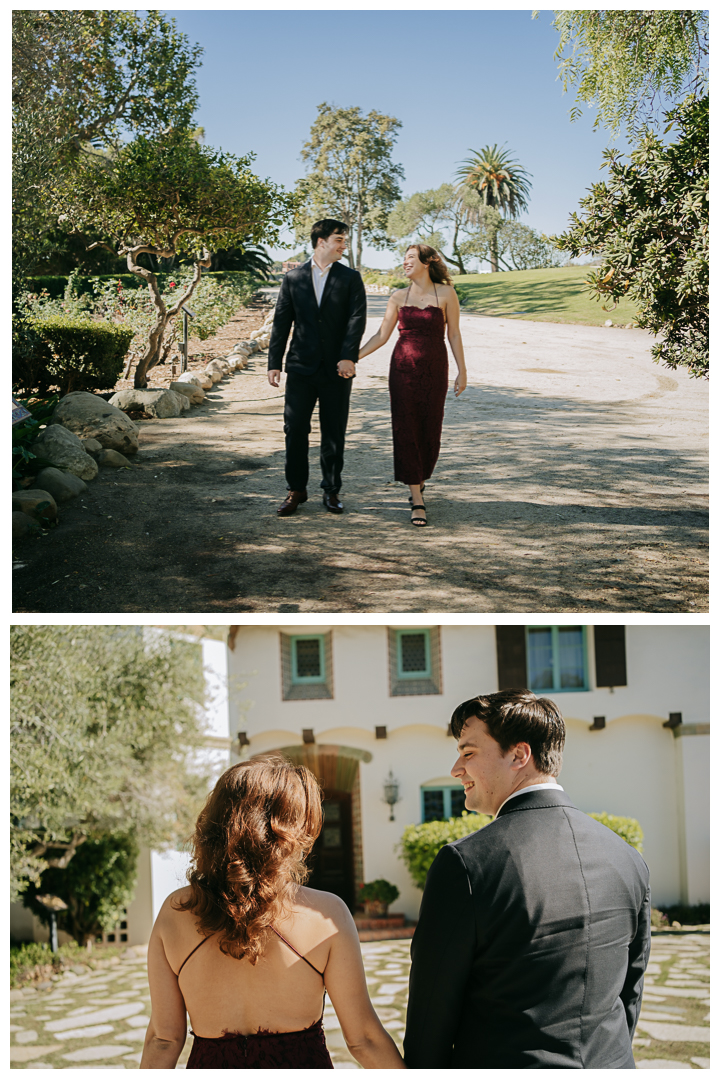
[307, 789, 355, 909]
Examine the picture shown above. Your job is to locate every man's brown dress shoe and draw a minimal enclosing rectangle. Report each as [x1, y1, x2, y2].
[323, 493, 344, 514]
[277, 490, 307, 516]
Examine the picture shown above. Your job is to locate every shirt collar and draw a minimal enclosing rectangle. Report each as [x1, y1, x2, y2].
[496, 781, 564, 817]
[311, 255, 331, 277]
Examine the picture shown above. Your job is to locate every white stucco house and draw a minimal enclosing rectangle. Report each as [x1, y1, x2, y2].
[12, 624, 709, 946]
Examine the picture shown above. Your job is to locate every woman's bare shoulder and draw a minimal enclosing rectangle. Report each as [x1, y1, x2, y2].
[389, 288, 407, 302]
[295, 886, 353, 927]
[156, 886, 193, 923]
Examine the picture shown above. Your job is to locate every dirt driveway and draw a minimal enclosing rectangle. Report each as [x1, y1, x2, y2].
[13, 311, 708, 614]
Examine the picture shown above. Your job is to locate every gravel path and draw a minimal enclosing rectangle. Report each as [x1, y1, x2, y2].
[13, 313, 708, 613]
[10, 931, 709, 1068]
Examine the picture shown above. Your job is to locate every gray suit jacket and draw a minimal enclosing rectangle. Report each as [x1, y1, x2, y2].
[404, 788, 651, 1069]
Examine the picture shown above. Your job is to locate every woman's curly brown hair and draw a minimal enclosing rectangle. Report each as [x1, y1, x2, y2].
[174, 758, 322, 964]
[406, 243, 454, 286]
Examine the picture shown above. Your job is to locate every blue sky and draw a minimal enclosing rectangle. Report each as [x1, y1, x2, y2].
[166, 8, 631, 268]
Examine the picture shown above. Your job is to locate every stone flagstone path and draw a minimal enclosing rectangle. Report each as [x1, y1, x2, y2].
[10, 933, 709, 1068]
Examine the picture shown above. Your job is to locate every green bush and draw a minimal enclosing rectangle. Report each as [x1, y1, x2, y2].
[23, 270, 261, 300]
[12, 395, 61, 485]
[398, 812, 492, 889]
[587, 812, 644, 852]
[10, 939, 123, 989]
[358, 879, 400, 905]
[22, 832, 139, 947]
[15, 316, 133, 396]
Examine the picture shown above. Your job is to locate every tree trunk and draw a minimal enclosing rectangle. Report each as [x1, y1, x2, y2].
[129, 247, 210, 388]
[490, 235, 499, 273]
[355, 207, 363, 272]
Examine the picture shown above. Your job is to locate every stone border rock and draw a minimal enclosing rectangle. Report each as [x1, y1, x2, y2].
[12, 317, 275, 544]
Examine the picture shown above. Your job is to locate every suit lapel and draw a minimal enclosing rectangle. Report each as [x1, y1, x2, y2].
[299, 261, 317, 309]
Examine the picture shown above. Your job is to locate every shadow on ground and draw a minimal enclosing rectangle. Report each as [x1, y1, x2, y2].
[13, 381, 707, 614]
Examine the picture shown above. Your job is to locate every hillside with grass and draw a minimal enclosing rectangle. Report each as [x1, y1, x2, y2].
[454, 266, 639, 327]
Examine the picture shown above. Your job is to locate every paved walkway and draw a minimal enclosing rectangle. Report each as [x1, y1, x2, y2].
[14, 315, 707, 613]
[9, 930, 709, 1068]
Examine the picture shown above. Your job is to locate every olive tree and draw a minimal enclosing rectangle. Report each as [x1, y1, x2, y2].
[553, 95, 708, 378]
[54, 130, 297, 386]
[10, 625, 211, 901]
[12, 9, 202, 275]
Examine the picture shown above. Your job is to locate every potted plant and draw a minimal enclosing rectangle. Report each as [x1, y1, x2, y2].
[357, 879, 400, 918]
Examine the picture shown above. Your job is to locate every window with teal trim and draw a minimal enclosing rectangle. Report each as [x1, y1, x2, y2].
[526, 626, 588, 692]
[291, 635, 325, 684]
[397, 629, 431, 679]
[421, 786, 469, 822]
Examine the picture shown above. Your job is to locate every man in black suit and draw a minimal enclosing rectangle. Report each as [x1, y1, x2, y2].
[404, 689, 651, 1069]
[268, 219, 367, 516]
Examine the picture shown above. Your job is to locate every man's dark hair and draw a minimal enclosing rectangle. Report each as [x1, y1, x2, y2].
[450, 689, 565, 777]
[310, 218, 349, 248]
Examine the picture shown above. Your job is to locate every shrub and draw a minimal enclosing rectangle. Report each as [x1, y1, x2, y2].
[658, 902, 709, 927]
[22, 832, 139, 947]
[12, 395, 61, 486]
[587, 811, 644, 852]
[398, 812, 492, 889]
[15, 315, 133, 396]
[23, 269, 261, 300]
[10, 939, 124, 989]
[358, 879, 400, 905]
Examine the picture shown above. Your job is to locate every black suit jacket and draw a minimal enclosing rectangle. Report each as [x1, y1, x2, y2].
[404, 788, 651, 1069]
[267, 260, 367, 376]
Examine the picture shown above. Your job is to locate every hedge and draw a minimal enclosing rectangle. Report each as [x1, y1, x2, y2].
[398, 813, 492, 889]
[587, 812, 644, 853]
[15, 315, 134, 396]
[23, 270, 261, 299]
[398, 808, 645, 889]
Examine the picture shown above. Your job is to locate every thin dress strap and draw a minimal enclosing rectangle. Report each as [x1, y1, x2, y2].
[270, 925, 324, 978]
[177, 935, 212, 978]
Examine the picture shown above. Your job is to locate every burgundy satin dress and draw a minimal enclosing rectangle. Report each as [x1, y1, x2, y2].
[389, 292, 449, 485]
[182, 927, 334, 1069]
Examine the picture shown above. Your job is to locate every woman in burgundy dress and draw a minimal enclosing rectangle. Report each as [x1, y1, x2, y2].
[140, 759, 405, 1070]
[359, 244, 467, 525]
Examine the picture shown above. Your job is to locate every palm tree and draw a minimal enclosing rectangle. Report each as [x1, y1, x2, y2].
[455, 144, 532, 271]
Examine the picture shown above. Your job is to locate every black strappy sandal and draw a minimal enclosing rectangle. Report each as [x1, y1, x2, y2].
[410, 504, 428, 527]
[408, 484, 426, 504]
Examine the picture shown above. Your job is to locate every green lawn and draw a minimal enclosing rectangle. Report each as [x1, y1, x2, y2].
[454, 266, 639, 327]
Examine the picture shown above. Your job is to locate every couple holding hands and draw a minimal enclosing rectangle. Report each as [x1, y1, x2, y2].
[141, 689, 651, 1069]
[267, 218, 468, 527]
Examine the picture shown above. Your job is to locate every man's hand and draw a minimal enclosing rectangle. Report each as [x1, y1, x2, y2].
[268, 369, 281, 387]
[337, 360, 356, 379]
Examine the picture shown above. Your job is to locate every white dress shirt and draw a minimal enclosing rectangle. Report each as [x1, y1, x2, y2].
[310, 255, 332, 305]
[496, 781, 564, 816]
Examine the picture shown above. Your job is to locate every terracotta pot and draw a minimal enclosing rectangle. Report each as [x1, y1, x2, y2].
[363, 900, 388, 918]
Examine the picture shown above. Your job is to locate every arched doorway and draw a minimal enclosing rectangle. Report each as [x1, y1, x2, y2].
[269, 745, 371, 910]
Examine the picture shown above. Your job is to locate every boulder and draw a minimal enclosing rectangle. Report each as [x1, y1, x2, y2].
[51, 392, 140, 455]
[32, 425, 99, 481]
[97, 449, 133, 468]
[109, 388, 190, 418]
[34, 467, 88, 503]
[12, 488, 58, 523]
[205, 361, 226, 380]
[232, 343, 253, 357]
[175, 372, 206, 387]
[13, 511, 39, 539]
[169, 381, 204, 405]
[82, 437, 104, 457]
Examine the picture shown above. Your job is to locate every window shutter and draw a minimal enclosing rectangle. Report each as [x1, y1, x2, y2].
[495, 626, 527, 689]
[594, 626, 627, 687]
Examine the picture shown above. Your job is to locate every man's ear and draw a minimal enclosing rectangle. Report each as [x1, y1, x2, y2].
[510, 741, 532, 770]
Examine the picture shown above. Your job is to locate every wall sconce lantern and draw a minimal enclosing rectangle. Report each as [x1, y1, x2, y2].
[383, 770, 400, 821]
